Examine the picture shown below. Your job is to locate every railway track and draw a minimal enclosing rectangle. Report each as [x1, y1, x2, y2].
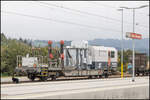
[2, 74, 147, 85]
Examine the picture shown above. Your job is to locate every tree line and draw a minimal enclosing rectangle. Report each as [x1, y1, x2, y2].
[1, 33, 48, 76]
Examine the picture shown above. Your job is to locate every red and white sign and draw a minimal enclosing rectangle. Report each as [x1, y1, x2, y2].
[126, 32, 142, 39]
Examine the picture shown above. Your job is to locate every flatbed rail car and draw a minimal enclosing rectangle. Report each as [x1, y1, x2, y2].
[128, 53, 149, 76]
[13, 40, 118, 81]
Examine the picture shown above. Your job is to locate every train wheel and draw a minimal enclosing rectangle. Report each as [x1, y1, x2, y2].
[31, 76, 35, 81]
[40, 77, 47, 81]
[99, 75, 102, 79]
[104, 73, 108, 78]
[142, 73, 145, 76]
[28, 74, 35, 81]
[51, 76, 56, 81]
[94, 75, 98, 79]
[88, 76, 92, 79]
[136, 73, 140, 76]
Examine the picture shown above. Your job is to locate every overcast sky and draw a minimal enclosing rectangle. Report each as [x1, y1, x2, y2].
[1, 1, 149, 41]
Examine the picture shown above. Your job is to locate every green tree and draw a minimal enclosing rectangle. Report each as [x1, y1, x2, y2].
[1, 34, 34, 76]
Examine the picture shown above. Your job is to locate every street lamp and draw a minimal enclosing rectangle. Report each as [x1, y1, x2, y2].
[117, 8, 124, 78]
[120, 5, 149, 82]
[120, 5, 149, 9]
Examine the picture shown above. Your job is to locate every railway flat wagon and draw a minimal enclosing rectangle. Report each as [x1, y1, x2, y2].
[13, 40, 118, 81]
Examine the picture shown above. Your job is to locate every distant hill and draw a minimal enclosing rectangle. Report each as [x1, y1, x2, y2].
[31, 38, 149, 55]
[88, 38, 149, 55]
[31, 40, 71, 47]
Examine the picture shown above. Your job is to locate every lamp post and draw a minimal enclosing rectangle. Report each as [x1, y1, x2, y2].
[120, 5, 149, 82]
[117, 8, 124, 78]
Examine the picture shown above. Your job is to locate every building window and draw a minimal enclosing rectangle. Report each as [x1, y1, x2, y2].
[111, 51, 115, 58]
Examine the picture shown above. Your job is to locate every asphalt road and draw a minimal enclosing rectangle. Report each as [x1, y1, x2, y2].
[1, 76, 149, 99]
